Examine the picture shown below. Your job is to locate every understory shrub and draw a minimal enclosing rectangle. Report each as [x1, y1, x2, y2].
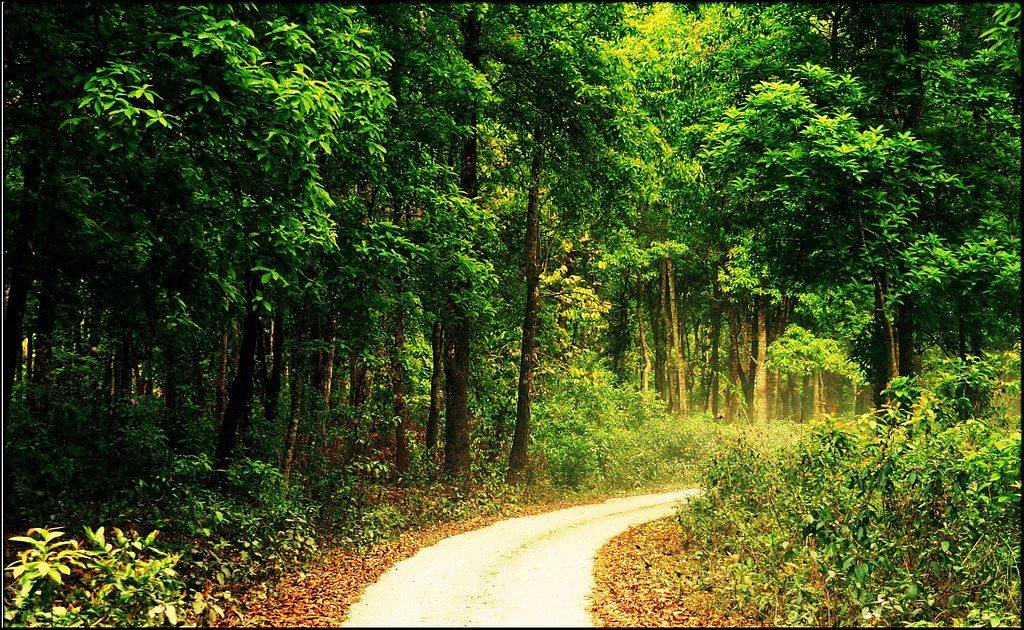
[678, 376, 1021, 626]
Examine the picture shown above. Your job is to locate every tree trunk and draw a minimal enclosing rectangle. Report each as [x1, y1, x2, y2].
[426, 320, 444, 453]
[440, 5, 481, 482]
[265, 312, 284, 425]
[28, 276, 56, 418]
[801, 372, 813, 422]
[709, 276, 722, 418]
[895, 299, 916, 377]
[346, 351, 372, 464]
[215, 331, 229, 426]
[319, 318, 336, 404]
[390, 305, 411, 478]
[214, 271, 260, 472]
[752, 295, 769, 423]
[664, 256, 687, 415]
[637, 279, 652, 395]
[649, 279, 666, 397]
[282, 340, 304, 482]
[442, 315, 471, 479]
[726, 302, 741, 422]
[508, 143, 544, 484]
[3, 268, 30, 419]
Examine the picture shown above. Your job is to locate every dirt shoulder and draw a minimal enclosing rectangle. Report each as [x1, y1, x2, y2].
[589, 517, 760, 627]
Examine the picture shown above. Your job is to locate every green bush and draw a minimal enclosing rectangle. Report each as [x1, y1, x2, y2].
[678, 377, 1022, 626]
[4, 527, 184, 627]
[531, 356, 729, 490]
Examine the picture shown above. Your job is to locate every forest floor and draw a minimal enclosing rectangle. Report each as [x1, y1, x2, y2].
[590, 517, 760, 627]
[228, 488, 694, 627]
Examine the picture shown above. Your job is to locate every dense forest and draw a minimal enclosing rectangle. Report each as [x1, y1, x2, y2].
[3, 3, 1021, 627]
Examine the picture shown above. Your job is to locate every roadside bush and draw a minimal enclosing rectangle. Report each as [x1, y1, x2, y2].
[531, 357, 725, 490]
[4, 527, 184, 627]
[677, 376, 1021, 626]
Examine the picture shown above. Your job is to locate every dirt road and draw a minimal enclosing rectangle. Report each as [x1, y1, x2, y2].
[343, 489, 698, 627]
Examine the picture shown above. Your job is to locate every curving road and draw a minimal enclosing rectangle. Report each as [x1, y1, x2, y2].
[343, 488, 698, 627]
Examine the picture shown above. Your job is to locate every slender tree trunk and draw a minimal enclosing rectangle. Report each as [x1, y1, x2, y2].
[426, 320, 444, 453]
[318, 317, 336, 404]
[508, 143, 544, 484]
[3, 269, 30, 419]
[442, 316, 470, 478]
[709, 276, 722, 418]
[282, 341, 304, 482]
[637, 279, 652, 395]
[265, 312, 284, 425]
[726, 302, 741, 422]
[664, 257, 686, 415]
[801, 372, 813, 422]
[753, 295, 769, 423]
[215, 332, 229, 425]
[347, 351, 372, 464]
[649, 279, 666, 397]
[215, 271, 260, 472]
[895, 300, 916, 377]
[390, 304, 411, 478]
[28, 277, 56, 418]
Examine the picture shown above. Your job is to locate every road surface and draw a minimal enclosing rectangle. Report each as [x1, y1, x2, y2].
[343, 488, 699, 627]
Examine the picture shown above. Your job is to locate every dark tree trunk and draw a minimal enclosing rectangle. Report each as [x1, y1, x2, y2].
[753, 295, 768, 423]
[440, 5, 481, 482]
[346, 351, 372, 464]
[3, 267, 30, 419]
[664, 256, 686, 415]
[508, 143, 544, 484]
[896, 299, 916, 377]
[265, 312, 284, 425]
[390, 305, 411, 478]
[649, 278, 666, 397]
[726, 302, 741, 422]
[637, 278, 652, 394]
[214, 271, 260, 472]
[442, 315, 471, 478]
[28, 276, 56, 418]
[426, 320, 444, 453]
[709, 275, 723, 418]
[214, 331, 229, 426]
[282, 341, 305, 482]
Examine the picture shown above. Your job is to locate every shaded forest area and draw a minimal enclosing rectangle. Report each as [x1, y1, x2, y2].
[3, 3, 1021, 627]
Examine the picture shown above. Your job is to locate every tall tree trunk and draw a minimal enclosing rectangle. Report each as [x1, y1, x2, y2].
[637, 279, 652, 395]
[726, 302, 741, 422]
[390, 304, 411, 478]
[282, 341, 304, 482]
[426, 320, 444, 453]
[649, 279, 666, 397]
[508, 143, 544, 484]
[441, 5, 481, 482]
[28, 276, 56, 418]
[895, 300, 916, 377]
[214, 271, 260, 472]
[3, 268, 30, 419]
[442, 316, 470, 478]
[265, 312, 284, 425]
[214, 332, 229, 426]
[346, 351, 372, 464]
[709, 275, 723, 418]
[801, 372, 813, 422]
[664, 256, 687, 415]
[318, 317, 336, 404]
[753, 295, 769, 423]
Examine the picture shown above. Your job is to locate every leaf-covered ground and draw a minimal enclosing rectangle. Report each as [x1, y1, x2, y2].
[590, 517, 759, 628]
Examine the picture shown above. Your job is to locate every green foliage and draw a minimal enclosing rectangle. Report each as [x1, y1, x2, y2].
[4, 527, 184, 627]
[678, 376, 1021, 626]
